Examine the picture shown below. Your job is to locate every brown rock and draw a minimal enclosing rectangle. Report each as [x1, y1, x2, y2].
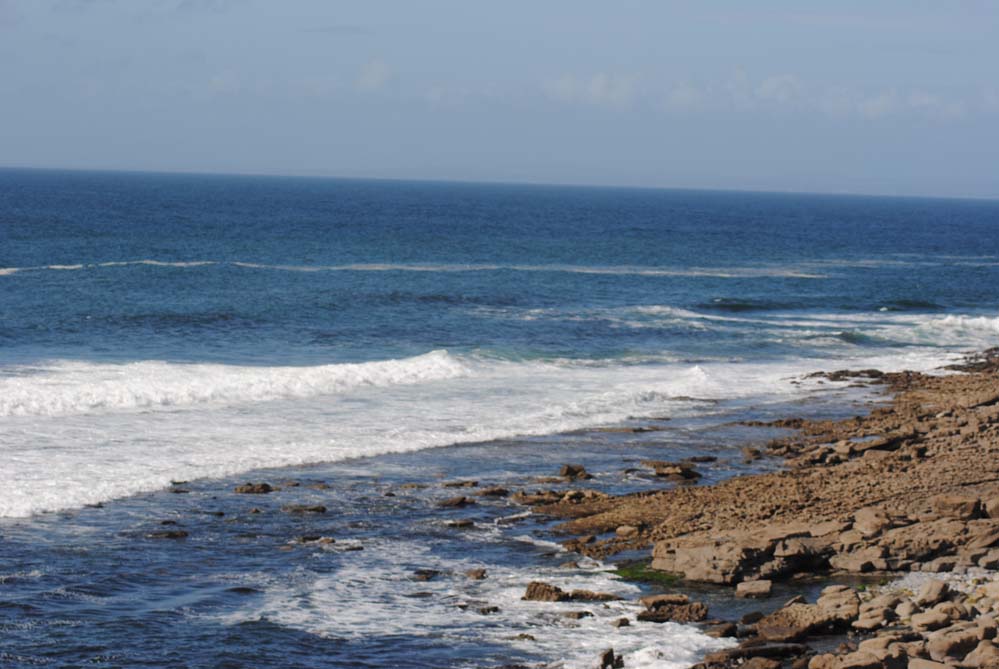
[756, 604, 838, 642]
[932, 494, 982, 520]
[599, 648, 624, 669]
[925, 625, 980, 663]
[636, 601, 708, 623]
[559, 464, 592, 480]
[234, 482, 273, 494]
[465, 568, 487, 580]
[964, 640, 999, 667]
[911, 610, 952, 632]
[737, 580, 773, 599]
[522, 581, 567, 602]
[616, 525, 640, 539]
[438, 496, 475, 508]
[281, 505, 327, 514]
[916, 580, 950, 607]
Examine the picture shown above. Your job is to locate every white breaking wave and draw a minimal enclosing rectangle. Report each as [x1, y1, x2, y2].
[0, 350, 468, 417]
[0, 347, 958, 518]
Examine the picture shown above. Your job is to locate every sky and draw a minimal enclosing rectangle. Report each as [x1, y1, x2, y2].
[1, 0, 998, 198]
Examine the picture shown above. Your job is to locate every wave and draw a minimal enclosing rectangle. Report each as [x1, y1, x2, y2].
[0, 259, 828, 279]
[0, 350, 468, 417]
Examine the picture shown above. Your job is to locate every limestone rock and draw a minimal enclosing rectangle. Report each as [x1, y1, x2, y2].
[737, 579, 774, 599]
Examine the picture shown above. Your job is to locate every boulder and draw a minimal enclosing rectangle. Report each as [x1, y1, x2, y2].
[616, 525, 640, 539]
[559, 464, 592, 480]
[737, 580, 774, 599]
[280, 505, 326, 514]
[963, 640, 999, 667]
[911, 610, 952, 632]
[599, 648, 624, 669]
[756, 604, 839, 642]
[438, 496, 475, 508]
[916, 580, 950, 607]
[637, 601, 708, 623]
[925, 625, 980, 663]
[522, 581, 567, 602]
[234, 482, 273, 494]
[932, 494, 982, 520]
[853, 507, 892, 537]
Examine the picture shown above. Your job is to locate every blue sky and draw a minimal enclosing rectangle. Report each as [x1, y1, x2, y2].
[1, 0, 997, 197]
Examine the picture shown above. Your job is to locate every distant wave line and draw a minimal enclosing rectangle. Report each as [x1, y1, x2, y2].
[0, 259, 828, 279]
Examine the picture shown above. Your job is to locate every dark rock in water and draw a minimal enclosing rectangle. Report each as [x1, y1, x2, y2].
[235, 482, 273, 494]
[442, 480, 479, 488]
[248, 508, 262, 514]
[160, 520, 178, 525]
[475, 486, 510, 497]
[559, 464, 593, 480]
[439, 496, 475, 508]
[478, 606, 500, 615]
[447, 519, 474, 528]
[637, 601, 708, 623]
[297, 535, 334, 544]
[413, 569, 442, 581]
[567, 589, 619, 602]
[281, 505, 327, 514]
[169, 488, 191, 494]
[612, 617, 630, 628]
[383, 491, 396, 497]
[641, 460, 701, 480]
[562, 610, 592, 620]
[707, 622, 738, 638]
[689, 455, 718, 463]
[742, 447, 763, 462]
[225, 586, 260, 595]
[599, 648, 624, 669]
[202, 510, 225, 517]
[146, 530, 189, 539]
[523, 581, 568, 602]
[465, 568, 487, 580]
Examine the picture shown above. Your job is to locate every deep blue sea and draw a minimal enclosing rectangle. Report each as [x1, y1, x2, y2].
[1, 168, 998, 668]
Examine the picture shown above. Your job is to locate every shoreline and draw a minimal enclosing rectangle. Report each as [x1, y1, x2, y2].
[3, 348, 997, 667]
[512, 347, 999, 668]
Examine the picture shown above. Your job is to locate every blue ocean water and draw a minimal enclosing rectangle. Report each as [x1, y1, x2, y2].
[1, 168, 998, 667]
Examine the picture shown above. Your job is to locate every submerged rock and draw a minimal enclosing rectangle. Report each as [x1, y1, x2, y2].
[234, 482, 273, 494]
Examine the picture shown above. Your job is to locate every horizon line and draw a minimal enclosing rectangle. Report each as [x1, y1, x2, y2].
[1, 163, 997, 204]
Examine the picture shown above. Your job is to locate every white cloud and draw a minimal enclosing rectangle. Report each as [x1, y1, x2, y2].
[663, 82, 704, 111]
[544, 72, 639, 109]
[356, 59, 392, 92]
[755, 75, 800, 105]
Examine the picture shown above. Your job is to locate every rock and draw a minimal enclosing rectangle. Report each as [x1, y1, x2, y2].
[742, 659, 781, 669]
[616, 525, 640, 540]
[737, 580, 773, 599]
[743, 446, 762, 461]
[907, 660, 951, 669]
[562, 610, 592, 620]
[925, 625, 980, 663]
[612, 617, 630, 628]
[911, 610, 952, 632]
[146, 530, 189, 539]
[478, 606, 500, 615]
[281, 505, 326, 514]
[641, 460, 701, 480]
[978, 549, 999, 569]
[234, 482, 273, 494]
[756, 604, 839, 642]
[475, 486, 510, 497]
[835, 651, 881, 669]
[413, 569, 441, 581]
[916, 580, 950, 607]
[438, 496, 475, 508]
[465, 568, 487, 580]
[810, 521, 851, 537]
[932, 494, 982, 520]
[816, 586, 860, 623]
[896, 600, 919, 619]
[447, 519, 474, 528]
[567, 589, 619, 602]
[599, 648, 624, 669]
[640, 593, 689, 608]
[522, 581, 567, 602]
[636, 601, 708, 623]
[442, 480, 478, 488]
[559, 464, 592, 480]
[964, 640, 999, 667]
[852, 507, 892, 537]
[706, 622, 738, 637]
[829, 545, 887, 572]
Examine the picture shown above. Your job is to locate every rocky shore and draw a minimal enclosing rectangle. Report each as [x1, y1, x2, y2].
[508, 348, 999, 668]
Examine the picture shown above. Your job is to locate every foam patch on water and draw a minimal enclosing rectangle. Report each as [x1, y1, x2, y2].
[212, 538, 734, 668]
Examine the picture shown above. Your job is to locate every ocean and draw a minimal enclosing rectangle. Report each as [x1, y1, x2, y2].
[1, 167, 998, 667]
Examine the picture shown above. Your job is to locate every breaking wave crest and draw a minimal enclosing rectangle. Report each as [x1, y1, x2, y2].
[0, 350, 468, 417]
